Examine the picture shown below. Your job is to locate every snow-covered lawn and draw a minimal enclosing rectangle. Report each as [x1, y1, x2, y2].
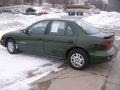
[0, 45, 63, 90]
[0, 10, 66, 89]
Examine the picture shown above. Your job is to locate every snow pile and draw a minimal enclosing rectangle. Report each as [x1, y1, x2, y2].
[83, 11, 120, 30]
[34, 6, 63, 13]
[0, 5, 63, 14]
[0, 13, 67, 39]
[0, 45, 63, 90]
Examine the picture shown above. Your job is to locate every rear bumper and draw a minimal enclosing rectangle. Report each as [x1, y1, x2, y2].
[90, 45, 118, 64]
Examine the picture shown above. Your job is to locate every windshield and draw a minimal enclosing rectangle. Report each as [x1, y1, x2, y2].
[76, 20, 100, 34]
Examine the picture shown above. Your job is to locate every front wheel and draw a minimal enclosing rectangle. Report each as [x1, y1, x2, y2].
[7, 39, 18, 54]
[67, 49, 89, 70]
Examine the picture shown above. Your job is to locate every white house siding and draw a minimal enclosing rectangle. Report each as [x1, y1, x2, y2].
[74, 0, 85, 5]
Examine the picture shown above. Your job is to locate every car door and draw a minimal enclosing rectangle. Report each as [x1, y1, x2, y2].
[43, 20, 76, 58]
[19, 20, 49, 54]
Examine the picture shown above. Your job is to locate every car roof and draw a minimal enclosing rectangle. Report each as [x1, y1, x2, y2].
[47, 17, 94, 27]
[44, 16, 82, 22]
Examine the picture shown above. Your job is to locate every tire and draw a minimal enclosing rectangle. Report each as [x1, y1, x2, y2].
[67, 49, 89, 70]
[7, 39, 18, 54]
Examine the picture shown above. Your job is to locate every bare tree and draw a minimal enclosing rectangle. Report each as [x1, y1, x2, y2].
[64, 0, 69, 9]
[1, 0, 9, 6]
[39, 0, 42, 5]
[29, 0, 34, 5]
[52, 0, 55, 7]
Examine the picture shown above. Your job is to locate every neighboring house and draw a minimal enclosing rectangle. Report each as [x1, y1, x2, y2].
[108, 0, 120, 12]
[87, 0, 108, 10]
[73, 0, 85, 5]
[65, 5, 95, 15]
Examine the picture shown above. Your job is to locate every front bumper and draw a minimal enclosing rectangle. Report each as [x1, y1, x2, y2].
[90, 45, 118, 64]
[0, 39, 5, 47]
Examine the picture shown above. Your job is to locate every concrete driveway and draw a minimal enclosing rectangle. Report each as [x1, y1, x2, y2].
[30, 40, 120, 90]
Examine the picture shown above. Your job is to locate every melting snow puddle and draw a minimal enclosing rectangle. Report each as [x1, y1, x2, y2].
[0, 46, 63, 90]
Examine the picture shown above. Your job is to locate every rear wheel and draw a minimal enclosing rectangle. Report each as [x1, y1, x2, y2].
[7, 39, 18, 54]
[67, 49, 89, 70]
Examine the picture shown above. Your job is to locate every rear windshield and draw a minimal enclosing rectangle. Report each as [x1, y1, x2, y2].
[76, 20, 100, 34]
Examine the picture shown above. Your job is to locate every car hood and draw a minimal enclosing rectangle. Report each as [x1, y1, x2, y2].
[5, 30, 23, 36]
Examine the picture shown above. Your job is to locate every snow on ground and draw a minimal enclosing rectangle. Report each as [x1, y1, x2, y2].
[83, 11, 120, 30]
[0, 45, 63, 90]
[83, 11, 120, 40]
[33, 6, 63, 13]
[115, 36, 120, 40]
[1, 7, 120, 89]
[0, 4, 63, 12]
[0, 7, 66, 90]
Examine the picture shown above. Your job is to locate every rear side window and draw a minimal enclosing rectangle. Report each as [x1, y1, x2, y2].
[76, 20, 100, 34]
[65, 25, 74, 36]
[49, 21, 67, 36]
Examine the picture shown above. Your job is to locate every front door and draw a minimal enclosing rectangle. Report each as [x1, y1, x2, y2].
[19, 20, 49, 54]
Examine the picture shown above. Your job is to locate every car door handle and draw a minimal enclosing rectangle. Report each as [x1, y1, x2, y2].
[37, 39, 42, 40]
[68, 40, 73, 43]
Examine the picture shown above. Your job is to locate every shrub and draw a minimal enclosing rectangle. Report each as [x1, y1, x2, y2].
[26, 7, 36, 13]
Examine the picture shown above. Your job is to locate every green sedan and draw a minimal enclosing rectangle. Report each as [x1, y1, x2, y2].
[0, 19, 117, 70]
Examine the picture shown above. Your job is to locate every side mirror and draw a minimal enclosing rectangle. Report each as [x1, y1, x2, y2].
[22, 29, 28, 34]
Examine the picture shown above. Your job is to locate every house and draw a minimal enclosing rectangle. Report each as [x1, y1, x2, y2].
[73, 0, 85, 5]
[65, 4, 95, 16]
[87, 0, 108, 10]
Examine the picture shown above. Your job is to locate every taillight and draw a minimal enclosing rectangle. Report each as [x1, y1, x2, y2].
[102, 40, 112, 48]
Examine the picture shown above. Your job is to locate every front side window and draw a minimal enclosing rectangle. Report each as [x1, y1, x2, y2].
[49, 21, 67, 36]
[28, 21, 49, 35]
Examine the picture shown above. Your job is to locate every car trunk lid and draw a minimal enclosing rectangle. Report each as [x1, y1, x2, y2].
[92, 32, 115, 49]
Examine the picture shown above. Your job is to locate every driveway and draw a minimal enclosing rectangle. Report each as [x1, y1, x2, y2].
[0, 38, 119, 90]
[30, 40, 120, 90]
